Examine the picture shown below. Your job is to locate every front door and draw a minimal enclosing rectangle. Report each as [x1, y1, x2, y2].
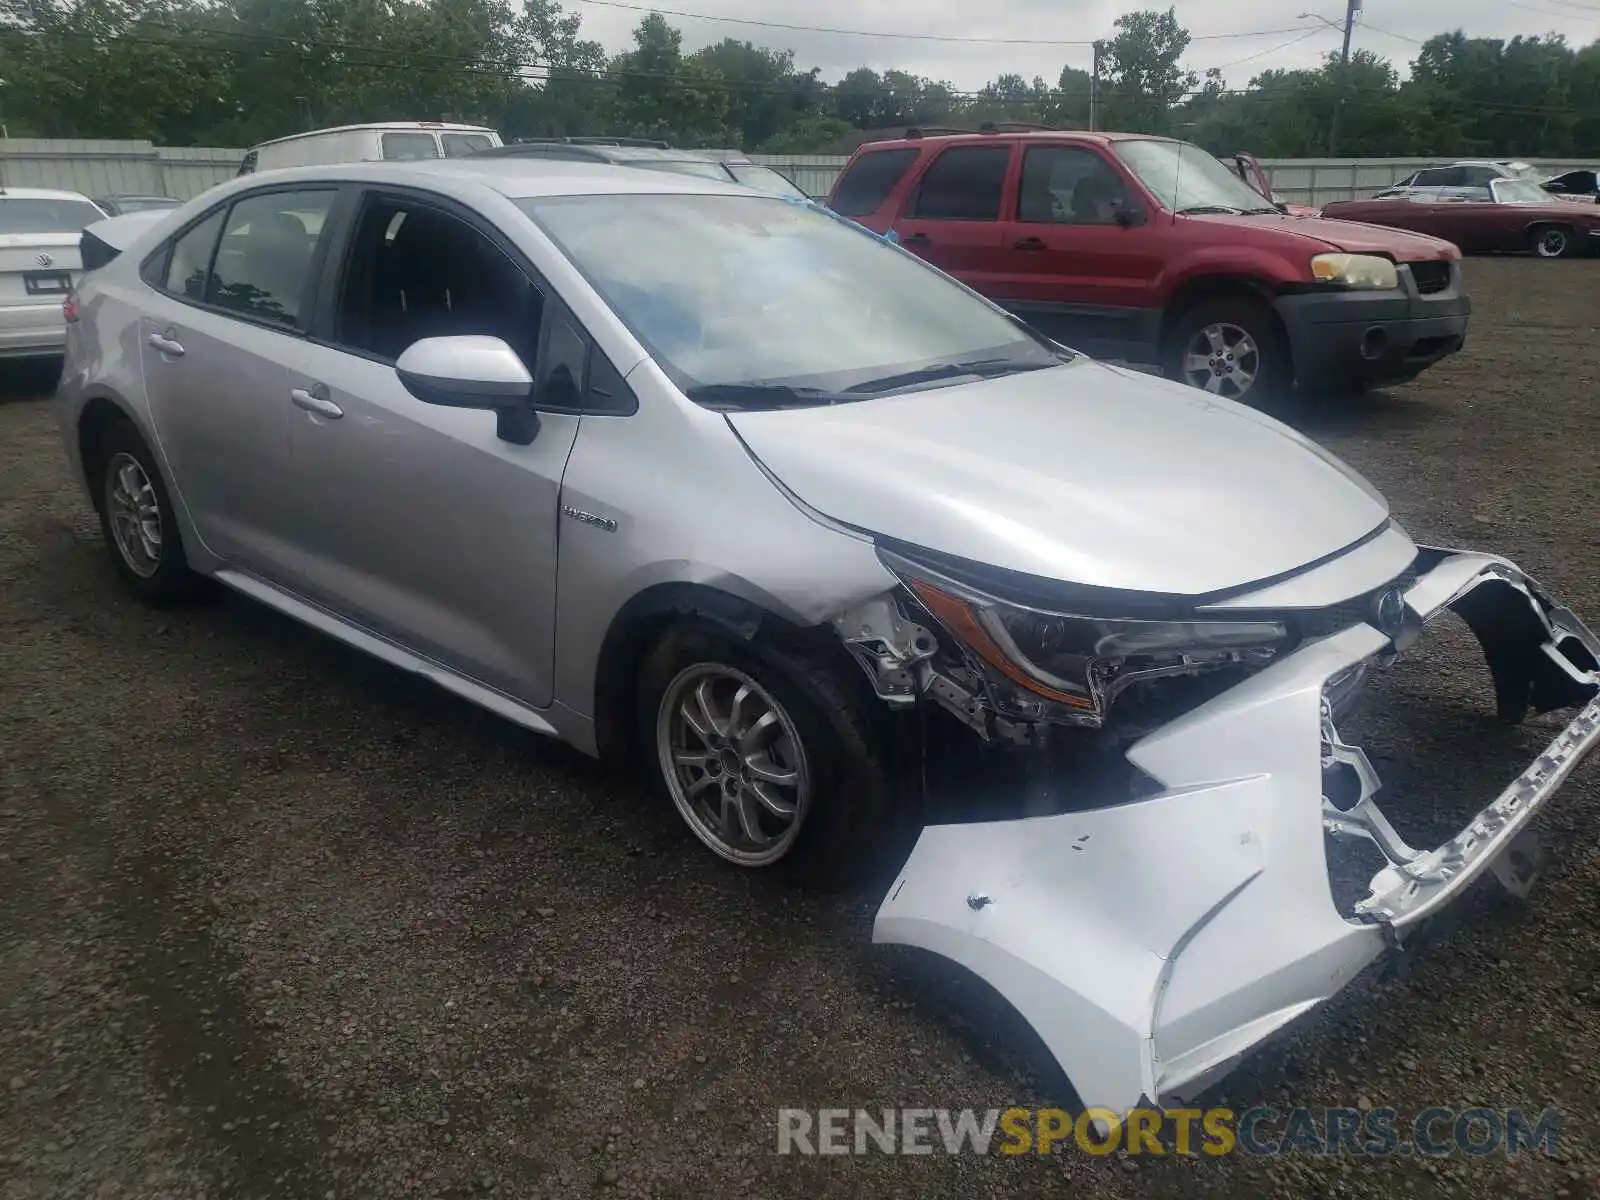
[994, 143, 1164, 357]
[281, 192, 579, 707]
[137, 187, 340, 574]
[890, 142, 1015, 294]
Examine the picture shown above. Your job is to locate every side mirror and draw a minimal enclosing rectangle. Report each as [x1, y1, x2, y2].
[396, 335, 539, 445]
[1113, 201, 1148, 228]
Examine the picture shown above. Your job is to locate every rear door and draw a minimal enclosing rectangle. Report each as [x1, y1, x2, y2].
[994, 142, 1164, 354]
[136, 185, 343, 573]
[889, 142, 1015, 289]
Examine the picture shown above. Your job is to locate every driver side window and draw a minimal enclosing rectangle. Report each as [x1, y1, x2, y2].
[329, 193, 637, 414]
[1017, 146, 1125, 225]
[332, 197, 545, 368]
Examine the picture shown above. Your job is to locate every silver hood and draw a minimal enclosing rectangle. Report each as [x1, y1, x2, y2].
[726, 360, 1390, 597]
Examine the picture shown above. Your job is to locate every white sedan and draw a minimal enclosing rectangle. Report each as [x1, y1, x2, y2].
[1, 187, 107, 360]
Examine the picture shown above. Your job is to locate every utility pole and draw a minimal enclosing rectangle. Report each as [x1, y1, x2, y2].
[1327, 0, 1361, 156]
[1089, 40, 1105, 132]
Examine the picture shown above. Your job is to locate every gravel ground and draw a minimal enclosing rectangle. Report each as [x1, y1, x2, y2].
[3, 257, 1599, 1199]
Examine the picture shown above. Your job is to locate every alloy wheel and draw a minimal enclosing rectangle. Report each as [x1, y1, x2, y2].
[1181, 321, 1261, 398]
[1536, 228, 1569, 258]
[657, 663, 811, 867]
[105, 452, 163, 578]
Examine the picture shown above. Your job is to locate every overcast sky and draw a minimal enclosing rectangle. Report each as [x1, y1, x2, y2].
[562, 0, 1600, 93]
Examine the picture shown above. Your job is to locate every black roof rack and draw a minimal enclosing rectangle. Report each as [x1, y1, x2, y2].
[979, 121, 1061, 132]
[903, 121, 1063, 139]
[513, 136, 671, 149]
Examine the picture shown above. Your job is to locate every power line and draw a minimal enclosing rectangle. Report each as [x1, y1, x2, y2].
[1214, 26, 1330, 71]
[1357, 23, 1425, 46]
[567, 0, 1325, 47]
[1505, 0, 1600, 21]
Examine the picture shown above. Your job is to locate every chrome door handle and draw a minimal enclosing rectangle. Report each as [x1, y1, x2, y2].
[146, 332, 185, 357]
[290, 386, 343, 419]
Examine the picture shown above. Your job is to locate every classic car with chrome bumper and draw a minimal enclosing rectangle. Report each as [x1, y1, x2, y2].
[875, 548, 1600, 1117]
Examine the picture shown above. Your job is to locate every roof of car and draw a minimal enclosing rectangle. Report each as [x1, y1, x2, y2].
[224, 157, 753, 201]
[0, 186, 101, 202]
[858, 129, 1176, 151]
[248, 121, 498, 150]
[485, 143, 731, 167]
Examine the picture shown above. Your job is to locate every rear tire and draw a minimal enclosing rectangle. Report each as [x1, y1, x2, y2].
[91, 419, 201, 604]
[1162, 296, 1291, 405]
[1530, 225, 1575, 259]
[637, 622, 893, 888]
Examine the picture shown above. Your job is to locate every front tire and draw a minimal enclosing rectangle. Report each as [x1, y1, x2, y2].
[1530, 225, 1575, 259]
[638, 623, 892, 886]
[92, 419, 201, 604]
[1162, 296, 1292, 404]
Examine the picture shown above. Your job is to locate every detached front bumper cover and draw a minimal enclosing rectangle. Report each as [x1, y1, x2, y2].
[874, 548, 1600, 1117]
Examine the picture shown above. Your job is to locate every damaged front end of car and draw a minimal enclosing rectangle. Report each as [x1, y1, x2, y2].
[833, 538, 1600, 1117]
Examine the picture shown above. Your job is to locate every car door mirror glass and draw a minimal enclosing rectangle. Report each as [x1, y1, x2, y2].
[1113, 201, 1148, 227]
[395, 334, 539, 444]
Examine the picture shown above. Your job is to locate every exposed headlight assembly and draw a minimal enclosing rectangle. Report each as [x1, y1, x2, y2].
[886, 553, 1291, 726]
[1310, 252, 1399, 290]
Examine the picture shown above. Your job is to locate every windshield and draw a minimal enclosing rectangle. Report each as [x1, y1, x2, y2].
[0, 197, 106, 234]
[519, 193, 1064, 406]
[1115, 139, 1278, 214]
[1499, 162, 1542, 181]
[728, 164, 810, 200]
[1491, 179, 1551, 204]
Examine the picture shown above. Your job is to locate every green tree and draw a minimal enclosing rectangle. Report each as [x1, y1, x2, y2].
[687, 39, 822, 149]
[603, 13, 729, 145]
[1101, 7, 1198, 134]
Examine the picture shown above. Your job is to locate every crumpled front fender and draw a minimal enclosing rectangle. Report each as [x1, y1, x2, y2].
[875, 549, 1600, 1117]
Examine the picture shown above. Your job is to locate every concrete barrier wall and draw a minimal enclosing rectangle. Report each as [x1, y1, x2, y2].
[0, 139, 245, 201]
[2, 138, 1587, 206]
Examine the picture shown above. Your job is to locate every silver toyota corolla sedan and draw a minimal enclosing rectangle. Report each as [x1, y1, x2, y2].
[54, 159, 1600, 1117]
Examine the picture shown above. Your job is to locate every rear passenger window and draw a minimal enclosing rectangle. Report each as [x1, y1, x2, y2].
[911, 145, 1012, 221]
[382, 133, 440, 161]
[830, 148, 919, 217]
[208, 189, 337, 328]
[441, 133, 494, 157]
[163, 210, 225, 300]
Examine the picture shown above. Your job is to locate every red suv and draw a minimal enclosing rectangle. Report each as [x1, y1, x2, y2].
[827, 130, 1471, 401]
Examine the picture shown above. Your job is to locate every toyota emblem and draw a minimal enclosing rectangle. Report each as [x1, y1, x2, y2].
[36, 251, 54, 268]
[1371, 586, 1407, 640]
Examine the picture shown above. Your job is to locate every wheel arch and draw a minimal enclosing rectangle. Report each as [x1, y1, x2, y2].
[590, 580, 866, 765]
[1523, 219, 1574, 252]
[1159, 274, 1285, 351]
[76, 392, 144, 508]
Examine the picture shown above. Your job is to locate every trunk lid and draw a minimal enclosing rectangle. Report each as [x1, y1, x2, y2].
[0, 232, 83, 308]
[727, 360, 1389, 598]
